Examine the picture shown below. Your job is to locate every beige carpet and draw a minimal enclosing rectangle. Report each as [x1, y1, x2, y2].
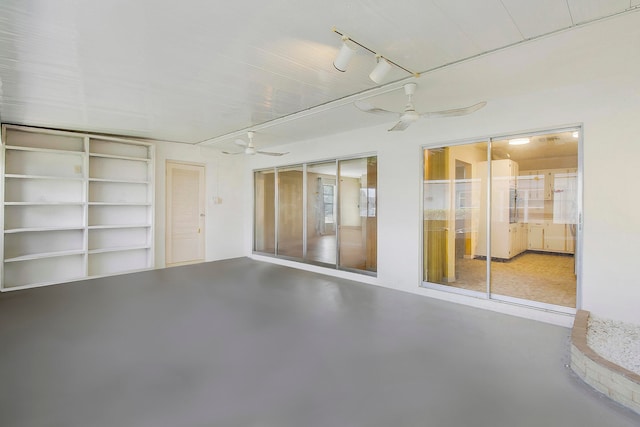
[446, 252, 577, 308]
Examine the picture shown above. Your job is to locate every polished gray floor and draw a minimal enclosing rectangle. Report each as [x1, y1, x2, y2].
[1, 258, 638, 427]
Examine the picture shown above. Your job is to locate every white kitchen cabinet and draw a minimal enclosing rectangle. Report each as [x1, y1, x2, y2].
[1, 125, 155, 290]
[527, 221, 575, 254]
[544, 171, 554, 200]
[509, 223, 519, 258]
[518, 222, 528, 253]
[566, 224, 576, 253]
[528, 223, 545, 250]
[520, 167, 577, 255]
[544, 221, 566, 251]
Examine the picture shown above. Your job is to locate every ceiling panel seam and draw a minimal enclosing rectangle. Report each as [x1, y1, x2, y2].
[498, 0, 525, 39]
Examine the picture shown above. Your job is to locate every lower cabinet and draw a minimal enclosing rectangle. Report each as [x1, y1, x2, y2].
[476, 222, 528, 260]
[528, 223, 545, 250]
[544, 222, 566, 252]
[527, 221, 575, 254]
[509, 223, 529, 258]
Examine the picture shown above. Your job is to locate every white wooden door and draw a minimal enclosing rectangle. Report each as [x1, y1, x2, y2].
[166, 161, 205, 266]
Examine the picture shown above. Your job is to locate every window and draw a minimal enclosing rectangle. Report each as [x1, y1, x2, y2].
[254, 155, 377, 274]
[323, 184, 335, 223]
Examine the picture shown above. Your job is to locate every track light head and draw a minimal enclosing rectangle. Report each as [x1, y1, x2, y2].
[333, 36, 356, 72]
[369, 55, 392, 84]
[331, 28, 420, 80]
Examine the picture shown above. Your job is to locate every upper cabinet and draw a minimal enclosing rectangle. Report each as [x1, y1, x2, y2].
[1, 125, 155, 291]
[518, 168, 577, 255]
[518, 168, 577, 224]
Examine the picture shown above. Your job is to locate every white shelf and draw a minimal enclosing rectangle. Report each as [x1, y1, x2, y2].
[5, 174, 85, 181]
[88, 202, 151, 206]
[5, 226, 86, 234]
[2, 124, 155, 290]
[88, 224, 151, 230]
[89, 152, 150, 162]
[4, 201, 85, 206]
[5, 145, 85, 156]
[88, 178, 149, 184]
[4, 249, 86, 263]
[2, 276, 87, 291]
[88, 245, 151, 254]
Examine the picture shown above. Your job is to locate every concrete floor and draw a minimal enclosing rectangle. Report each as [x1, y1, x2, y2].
[0, 258, 638, 427]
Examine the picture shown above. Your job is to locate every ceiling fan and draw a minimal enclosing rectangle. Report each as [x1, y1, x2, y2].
[355, 82, 487, 132]
[223, 131, 288, 156]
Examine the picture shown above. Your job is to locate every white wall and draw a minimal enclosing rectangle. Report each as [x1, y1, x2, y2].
[153, 141, 245, 267]
[241, 11, 640, 326]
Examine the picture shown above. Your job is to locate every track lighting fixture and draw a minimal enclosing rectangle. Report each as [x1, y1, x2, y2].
[333, 36, 357, 72]
[332, 27, 420, 83]
[369, 55, 392, 84]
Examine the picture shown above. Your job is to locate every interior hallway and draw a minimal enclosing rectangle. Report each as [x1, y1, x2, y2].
[0, 258, 637, 427]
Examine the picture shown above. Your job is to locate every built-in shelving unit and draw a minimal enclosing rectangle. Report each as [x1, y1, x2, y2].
[1, 124, 155, 290]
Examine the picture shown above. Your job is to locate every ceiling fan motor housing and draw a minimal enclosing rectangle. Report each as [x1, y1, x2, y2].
[404, 82, 418, 96]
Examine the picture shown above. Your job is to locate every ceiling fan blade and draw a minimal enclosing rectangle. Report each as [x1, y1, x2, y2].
[257, 150, 288, 156]
[388, 120, 412, 132]
[354, 101, 399, 116]
[421, 101, 487, 118]
[234, 139, 248, 147]
[222, 151, 244, 155]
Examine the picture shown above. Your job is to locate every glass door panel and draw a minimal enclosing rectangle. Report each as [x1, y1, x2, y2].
[306, 162, 337, 266]
[277, 166, 304, 258]
[338, 157, 377, 272]
[489, 131, 578, 309]
[423, 143, 488, 293]
[254, 170, 275, 254]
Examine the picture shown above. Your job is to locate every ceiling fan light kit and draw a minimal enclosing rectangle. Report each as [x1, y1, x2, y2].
[331, 27, 419, 83]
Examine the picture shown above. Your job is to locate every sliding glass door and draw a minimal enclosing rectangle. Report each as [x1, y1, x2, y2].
[489, 133, 578, 309]
[338, 157, 377, 273]
[306, 162, 337, 266]
[277, 166, 304, 258]
[254, 155, 377, 275]
[422, 129, 579, 311]
[423, 143, 487, 294]
[254, 170, 275, 254]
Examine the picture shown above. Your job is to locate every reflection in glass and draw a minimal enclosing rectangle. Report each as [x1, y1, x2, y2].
[254, 170, 275, 254]
[338, 157, 377, 272]
[423, 143, 487, 292]
[306, 162, 337, 265]
[277, 166, 304, 258]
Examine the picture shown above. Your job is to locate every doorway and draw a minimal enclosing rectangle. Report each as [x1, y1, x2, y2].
[166, 161, 206, 266]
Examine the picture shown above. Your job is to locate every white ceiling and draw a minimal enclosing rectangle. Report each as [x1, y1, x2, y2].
[0, 0, 637, 150]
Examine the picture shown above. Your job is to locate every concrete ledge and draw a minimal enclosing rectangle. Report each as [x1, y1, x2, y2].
[571, 310, 640, 414]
